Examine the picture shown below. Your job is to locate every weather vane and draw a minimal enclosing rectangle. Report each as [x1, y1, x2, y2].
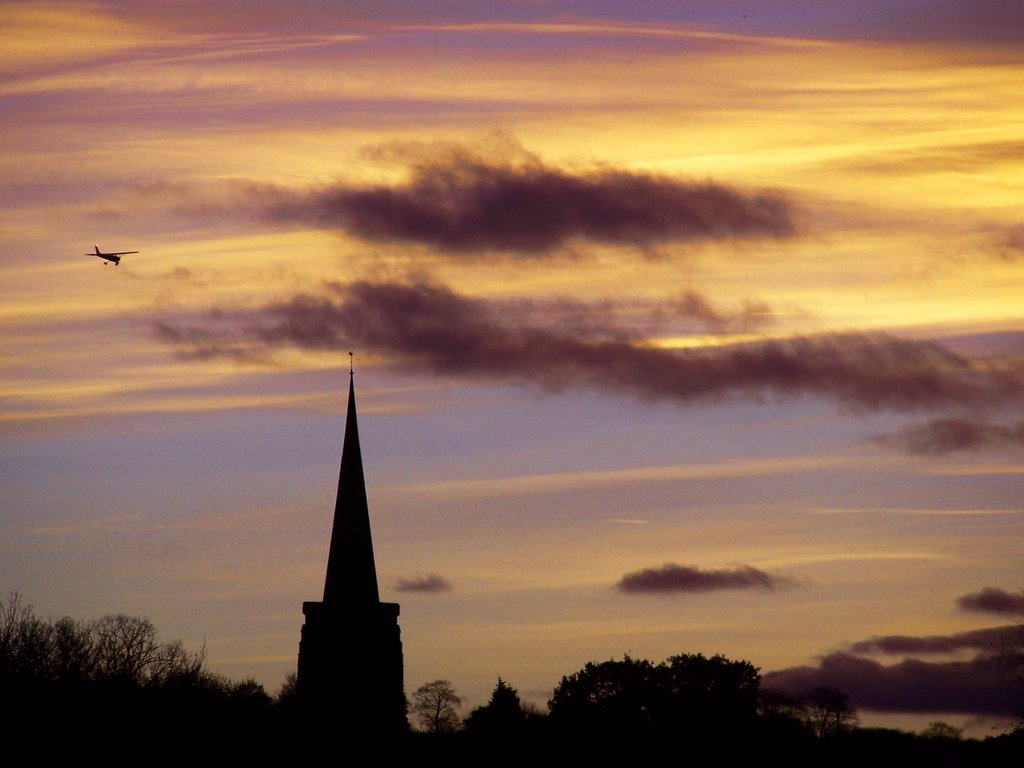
[349, 350, 354, 376]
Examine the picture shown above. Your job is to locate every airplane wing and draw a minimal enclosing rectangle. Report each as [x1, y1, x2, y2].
[88, 246, 139, 256]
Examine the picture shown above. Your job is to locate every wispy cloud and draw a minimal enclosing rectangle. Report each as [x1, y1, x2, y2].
[875, 418, 1024, 455]
[997, 224, 1024, 260]
[616, 563, 791, 594]
[812, 507, 1020, 517]
[839, 139, 1024, 177]
[26, 513, 143, 536]
[386, 455, 852, 502]
[395, 574, 453, 593]
[607, 518, 650, 525]
[671, 291, 778, 334]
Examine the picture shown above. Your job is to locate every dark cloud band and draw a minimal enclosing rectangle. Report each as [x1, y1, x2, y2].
[848, 625, 1017, 655]
[763, 651, 1019, 717]
[262, 158, 793, 253]
[154, 278, 1022, 413]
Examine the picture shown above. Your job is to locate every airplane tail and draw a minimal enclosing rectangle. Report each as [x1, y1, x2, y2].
[94, 245, 101, 255]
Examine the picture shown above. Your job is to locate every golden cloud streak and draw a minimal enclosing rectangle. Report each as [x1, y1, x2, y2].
[812, 507, 1022, 517]
[26, 513, 143, 536]
[756, 551, 946, 569]
[392, 455, 868, 501]
[920, 463, 1024, 477]
[0, 3, 154, 71]
[397, 19, 827, 50]
[0, 389, 333, 427]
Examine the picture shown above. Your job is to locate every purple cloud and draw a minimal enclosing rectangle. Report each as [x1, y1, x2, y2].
[995, 224, 1024, 261]
[616, 563, 787, 594]
[957, 588, 1024, 616]
[875, 418, 1024, 456]
[672, 291, 777, 334]
[848, 625, 1018, 655]
[763, 651, 1019, 716]
[154, 278, 1023, 414]
[768, 616, 1024, 719]
[259, 149, 793, 254]
[395, 574, 453, 594]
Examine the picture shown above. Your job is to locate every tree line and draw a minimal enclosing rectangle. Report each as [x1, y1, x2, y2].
[408, 654, 1021, 766]
[0, 593, 273, 764]
[410, 654, 852, 742]
[4, 593, 1020, 765]
[0, 592, 264, 697]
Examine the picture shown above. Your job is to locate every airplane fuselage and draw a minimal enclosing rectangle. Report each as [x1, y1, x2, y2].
[88, 245, 137, 266]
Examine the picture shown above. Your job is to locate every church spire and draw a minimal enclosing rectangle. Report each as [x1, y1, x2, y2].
[322, 362, 380, 605]
[297, 356, 405, 732]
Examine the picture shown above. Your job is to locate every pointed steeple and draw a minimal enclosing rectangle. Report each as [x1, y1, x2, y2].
[297, 356, 405, 732]
[322, 367, 380, 605]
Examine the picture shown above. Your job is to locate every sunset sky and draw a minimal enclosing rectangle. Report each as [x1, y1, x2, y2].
[2, 1, 1023, 735]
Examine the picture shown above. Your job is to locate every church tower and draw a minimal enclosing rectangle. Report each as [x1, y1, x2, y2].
[297, 362, 406, 733]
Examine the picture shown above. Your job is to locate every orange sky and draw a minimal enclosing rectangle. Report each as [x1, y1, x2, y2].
[2, 1, 1022, 735]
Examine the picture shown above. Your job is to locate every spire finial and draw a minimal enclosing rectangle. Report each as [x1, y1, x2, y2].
[349, 350, 354, 377]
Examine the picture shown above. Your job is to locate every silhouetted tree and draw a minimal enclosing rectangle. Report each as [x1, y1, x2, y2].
[226, 677, 272, 705]
[0, 593, 247, 695]
[548, 655, 658, 735]
[276, 671, 298, 704]
[92, 614, 161, 684]
[0, 593, 277, 763]
[0, 592, 53, 682]
[149, 638, 207, 688]
[1002, 589, 1024, 729]
[463, 677, 526, 735]
[50, 616, 96, 682]
[410, 679, 462, 732]
[920, 721, 962, 740]
[803, 685, 858, 737]
[548, 651, 762, 744]
[758, 686, 811, 738]
[760, 687, 806, 718]
[658, 652, 761, 734]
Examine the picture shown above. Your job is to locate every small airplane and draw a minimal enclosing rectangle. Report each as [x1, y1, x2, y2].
[88, 245, 138, 266]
